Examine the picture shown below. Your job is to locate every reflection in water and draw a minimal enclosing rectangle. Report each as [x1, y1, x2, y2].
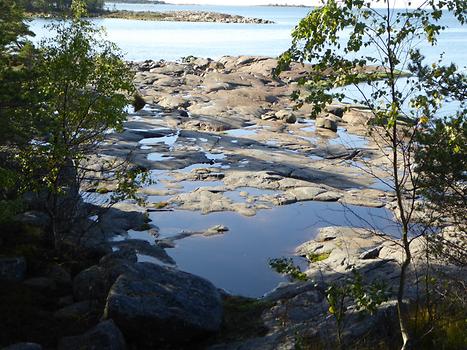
[144, 202, 398, 297]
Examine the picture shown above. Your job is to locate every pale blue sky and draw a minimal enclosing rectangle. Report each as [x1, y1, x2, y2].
[169, 0, 424, 7]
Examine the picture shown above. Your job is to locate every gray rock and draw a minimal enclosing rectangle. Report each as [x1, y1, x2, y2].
[178, 109, 189, 118]
[73, 265, 107, 302]
[14, 211, 50, 227]
[54, 300, 95, 321]
[325, 105, 345, 118]
[158, 95, 189, 110]
[104, 263, 223, 346]
[156, 239, 176, 249]
[111, 239, 175, 265]
[23, 277, 56, 291]
[2, 343, 42, 350]
[204, 225, 229, 236]
[316, 116, 338, 132]
[73, 255, 140, 302]
[58, 295, 74, 307]
[0, 256, 26, 282]
[44, 264, 72, 285]
[314, 191, 342, 202]
[57, 320, 126, 350]
[275, 110, 296, 124]
[286, 187, 326, 202]
[359, 246, 382, 260]
[342, 108, 372, 125]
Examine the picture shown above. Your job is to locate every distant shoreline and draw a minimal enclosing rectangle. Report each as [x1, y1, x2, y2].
[28, 9, 275, 24]
[105, 1, 311, 7]
[102, 10, 275, 23]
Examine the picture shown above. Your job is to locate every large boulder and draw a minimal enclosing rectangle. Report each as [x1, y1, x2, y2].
[54, 300, 98, 321]
[44, 263, 72, 285]
[73, 252, 138, 302]
[104, 263, 223, 346]
[316, 115, 338, 132]
[325, 104, 345, 118]
[0, 256, 27, 282]
[158, 95, 189, 110]
[275, 109, 297, 124]
[342, 108, 372, 125]
[57, 320, 126, 350]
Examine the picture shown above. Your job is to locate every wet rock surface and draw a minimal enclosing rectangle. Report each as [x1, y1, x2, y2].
[70, 55, 454, 349]
[84, 55, 403, 298]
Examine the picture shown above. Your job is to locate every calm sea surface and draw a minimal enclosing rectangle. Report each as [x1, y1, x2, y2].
[28, 2, 466, 66]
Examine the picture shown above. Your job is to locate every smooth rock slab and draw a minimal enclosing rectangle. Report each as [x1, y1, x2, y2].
[104, 263, 223, 346]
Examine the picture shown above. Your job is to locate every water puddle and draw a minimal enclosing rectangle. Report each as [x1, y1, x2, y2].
[127, 229, 156, 243]
[176, 163, 217, 173]
[222, 187, 279, 203]
[300, 120, 316, 133]
[330, 128, 368, 149]
[235, 187, 280, 197]
[147, 153, 175, 162]
[145, 201, 398, 297]
[175, 180, 224, 193]
[223, 191, 247, 203]
[139, 130, 179, 148]
[205, 152, 226, 161]
[266, 140, 278, 147]
[225, 128, 258, 138]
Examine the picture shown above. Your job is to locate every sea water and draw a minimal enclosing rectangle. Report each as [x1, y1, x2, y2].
[28, 3, 466, 66]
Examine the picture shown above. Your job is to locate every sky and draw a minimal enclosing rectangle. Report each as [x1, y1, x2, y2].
[168, 0, 424, 7]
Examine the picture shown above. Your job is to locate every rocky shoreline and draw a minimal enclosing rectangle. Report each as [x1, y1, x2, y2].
[28, 10, 275, 24]
[102, 10, 275, 24]
[1, 55, 464, 349]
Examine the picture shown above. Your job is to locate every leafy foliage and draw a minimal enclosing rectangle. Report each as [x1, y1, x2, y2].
[18, 0, 105, 14]
[0, 0, 39, 222]
[416, 117, 466, 228]
[270, 258, 389, 347]
[276, 1, 466, 348]
[1, 1, 144, 246]
[269, 257, 308, 281]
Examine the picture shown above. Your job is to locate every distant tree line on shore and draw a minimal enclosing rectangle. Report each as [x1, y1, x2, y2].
[18, 0, 105, 14]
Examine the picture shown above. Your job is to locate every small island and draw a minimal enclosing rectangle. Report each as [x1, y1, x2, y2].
[24, 0, 275, 24]
[101, 10, 275, 24]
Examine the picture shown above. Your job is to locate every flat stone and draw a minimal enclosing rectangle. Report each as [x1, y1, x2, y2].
[204, 225, 229, 236]
[286, 187, 326, 201]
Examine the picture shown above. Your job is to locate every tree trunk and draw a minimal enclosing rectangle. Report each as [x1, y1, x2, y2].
[397, 235, 413, 350]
